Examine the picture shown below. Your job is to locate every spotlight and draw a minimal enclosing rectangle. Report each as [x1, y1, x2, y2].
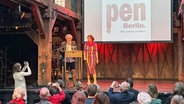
[15, 26, 19, 30]
[62, 26, 68, 32]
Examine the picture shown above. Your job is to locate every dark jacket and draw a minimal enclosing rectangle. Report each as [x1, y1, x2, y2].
[129, 88, 139, 100]
[60, 41, 77, 62]
[60, 41, 77, 51]
[62, 91, 71, 104]
[108, 88, 136, 104]
[35, 99, 52, 104]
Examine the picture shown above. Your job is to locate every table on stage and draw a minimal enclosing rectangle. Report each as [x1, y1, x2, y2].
[63, 50, 83, 83]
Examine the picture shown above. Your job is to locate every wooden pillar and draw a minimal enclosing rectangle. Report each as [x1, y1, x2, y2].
[76, 0, 82, 49]
[37, 22, 52, 85]
[178, 28, 183, 81]
[37, 3, 53, 86]
[178, 12, 184, 81]
[65, 0, 71, 10]
[76, 0, 83, 78]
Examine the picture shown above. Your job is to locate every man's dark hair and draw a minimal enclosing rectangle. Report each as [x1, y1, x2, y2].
[57, 79, 64, 88]
[87, 84, 97, 96]
[49, 86, 58, 96]
[126, 78, 133, 88]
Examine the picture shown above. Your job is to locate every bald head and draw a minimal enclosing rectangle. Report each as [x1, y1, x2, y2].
[39, 87, 50, 99]
[120, 81, 130, 92]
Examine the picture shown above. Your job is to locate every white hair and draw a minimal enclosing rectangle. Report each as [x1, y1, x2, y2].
[120, 81, 130, 92]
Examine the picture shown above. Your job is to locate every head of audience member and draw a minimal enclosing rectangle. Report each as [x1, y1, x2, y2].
[49, 85, 59, 96]
[126, 78, 134, 88]
[13, 63, 22, 73]
[173, 81, 184, 96]
[87, 84, 97, 97]
[75, 81, 83, 91]
[93, 92, 110, 104]
[12, 86, 25, 100]
[57, 79, 64, 88]
[179, 99, 184, 104]
[148, 83, 159, 98]
[119, 81, 130, 92]
[39, 87, 50, 100]
[171, 95, 184, 104]
[137, 91, 152, 104]
[71, 91, 86, 104]
[65, 34, 73, 43]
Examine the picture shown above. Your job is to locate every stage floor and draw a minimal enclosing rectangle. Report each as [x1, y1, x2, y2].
[65, 79, 177, 93]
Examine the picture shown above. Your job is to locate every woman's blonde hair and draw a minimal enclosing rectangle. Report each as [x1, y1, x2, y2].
[12, 86, 25, 100]
[75, 81, 83, 91]
[13, 63, 21, 73]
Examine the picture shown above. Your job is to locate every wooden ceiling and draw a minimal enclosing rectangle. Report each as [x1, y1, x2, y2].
[0, 0, 79, 41]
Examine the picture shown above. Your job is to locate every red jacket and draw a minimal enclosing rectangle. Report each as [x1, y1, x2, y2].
[9, 99, 25, 104]
[49, 91, 66, 104]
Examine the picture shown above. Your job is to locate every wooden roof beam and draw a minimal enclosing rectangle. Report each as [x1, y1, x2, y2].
[25, 0, 48, 9]
[25, 0, 79, 40]
[70, 20, 77, 43]
[25, 29, 38, 45]
[57, 14, 77, 43]
[52, 3, 78, 19]
[31, 3, 45, 38]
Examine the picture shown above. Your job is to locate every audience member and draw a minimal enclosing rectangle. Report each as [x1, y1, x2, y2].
[165, 81, 184, 104]
[75, 81, 83, 91]
[75, 81, 88, 97]
[148, 84, 162, 104]
[126, 78, 139, 100]
[93, 92, 110, 104]
[71, 91, 86, 104]
[48, 82, 66, 104]
[9, 86, 25, 104]
[36, 87, 51, 104]
[108, 81, 136, 104]
[57, 79, 71, 104]
[171, 95, 184, 104]
[85, 84, 97, 104]
[13, 61, 32, 102]
[179, 99, 184, 104]
[137, 91, 152, 104]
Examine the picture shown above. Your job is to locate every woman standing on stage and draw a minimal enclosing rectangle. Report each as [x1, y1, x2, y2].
[84, 35, 99, 85]
[13, 61, 32, 103]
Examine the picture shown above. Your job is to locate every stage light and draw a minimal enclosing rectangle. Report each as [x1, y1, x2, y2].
[62, 26, 68, 32]
[15, 26, 19, 30]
